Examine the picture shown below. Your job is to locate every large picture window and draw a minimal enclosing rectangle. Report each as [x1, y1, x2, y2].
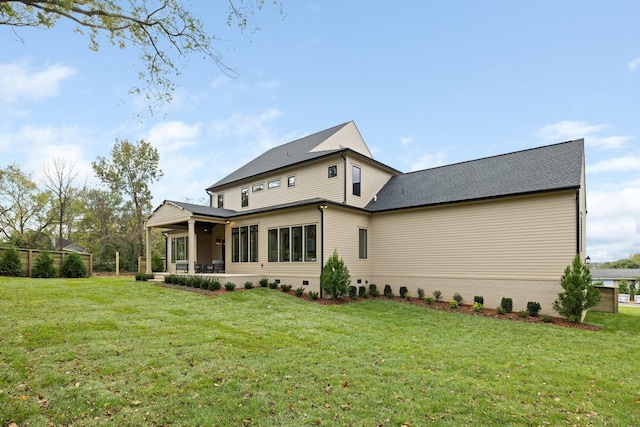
[292, 226, 303, 262]
[353, 165, 361, 196]
[268, 229, 278, 262]
[268, 224, 317, 263]
[279, 227, 290, 262]
[304, 225, 316, 261]
[359, 228, 367, 259]
[171, 236, 188, 262]
[231, 225, 258, 263]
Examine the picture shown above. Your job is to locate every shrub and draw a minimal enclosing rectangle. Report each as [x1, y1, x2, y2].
[281, 283, 292, 292]
[399, 286, 408, 298]
[32, 251, 56, 278]
[348, 286, 357, 299]
[384, 284, 393, 298]
[224, 282, 236, 291]
[320, 250, 351, 299]
[424, 296, 434, 305]
[496, 305, 506, 315]
[449, 299, 458, 309]
[358, 286, 367, 298]
[244, 281, 254, 290]
[208, 278, 221, 291]
[61, 253, 88, 278]
[417, 288, 425, 299]
[433, 290, 442, 301]
[618, 279, 630, 294]
[405, 291, 413, 301]
[368, 284, 380, 297]
[268, 281, 279, 290]
[553, 255, 601, 323]
[135, 272, 154, 281]
[473, 295, 484, 305]
[526, 301, 541, 317]
[295, 287, 304, 297]
[500, 297, 513, 313]
[541, 315, 555, 323]
[0, 246, 23, 277]
[517, 310, 529, 319]
[151, 253, 164, 272]
[164, 274, 176, 284]
[472, 302, 483, 313]
[259, 278, 270, 287]
[308, 291, 319, 300]
[453, 292, 463, 305]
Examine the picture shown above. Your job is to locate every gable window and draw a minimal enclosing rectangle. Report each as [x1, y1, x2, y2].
[359, 228, 367, 259]
[288, 176, 296, 187]
[231, 225, 258, 263]
[241, 188, 249, 207]
[328, 165, 338, 178]
[352, 165, 361, 196]
[268, 179, 280, 189]
[217, 194, 224, 209]
[252, 183, 264, 192]
[171, 236, 188, 262]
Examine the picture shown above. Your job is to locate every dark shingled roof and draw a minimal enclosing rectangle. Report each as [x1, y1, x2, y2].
[167, 201, 237, 217]
[207, 122, 351, 189]
[365, 139, 584, 212]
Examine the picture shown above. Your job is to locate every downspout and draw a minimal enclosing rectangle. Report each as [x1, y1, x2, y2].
[317, 204, 326, 298]
[341, 152, 347, 203]
[576, 189, 580, 255]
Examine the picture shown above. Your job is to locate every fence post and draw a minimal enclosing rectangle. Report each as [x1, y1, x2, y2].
[116, 251, 120, 277]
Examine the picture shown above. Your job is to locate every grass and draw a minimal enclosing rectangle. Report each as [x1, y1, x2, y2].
[1, 277, 639, 426]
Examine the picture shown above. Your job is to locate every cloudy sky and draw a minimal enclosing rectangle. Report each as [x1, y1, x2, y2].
[1, 1, 639, 262]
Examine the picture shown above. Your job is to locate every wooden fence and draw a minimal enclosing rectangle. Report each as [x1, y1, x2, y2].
[0, 247, 92, 277]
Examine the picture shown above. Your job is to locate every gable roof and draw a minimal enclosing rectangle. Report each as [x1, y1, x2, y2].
[208, 122, 353, 190]
[366, 139, 584, 212]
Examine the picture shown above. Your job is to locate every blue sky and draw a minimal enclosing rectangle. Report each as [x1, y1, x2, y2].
[1, 1, 639, 262]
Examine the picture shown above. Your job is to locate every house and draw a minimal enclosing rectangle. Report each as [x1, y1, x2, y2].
[54, 238, 87, 254]
[590, 268, 640, 288]
[145, 121, 587, 313]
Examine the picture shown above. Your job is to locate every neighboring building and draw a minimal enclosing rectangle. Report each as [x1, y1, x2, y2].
[54, 238, 87, 254]
[590, 268, 640, 288]
[145, 121, 587, 313]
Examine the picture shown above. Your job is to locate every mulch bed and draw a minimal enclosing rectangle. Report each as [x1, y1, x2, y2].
[156, 282, 600, 331]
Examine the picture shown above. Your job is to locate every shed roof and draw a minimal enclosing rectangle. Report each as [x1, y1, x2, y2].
[591, 268, 640, 280]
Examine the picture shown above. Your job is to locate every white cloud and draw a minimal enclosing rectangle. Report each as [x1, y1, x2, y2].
[400, 136, 413, 148]
[537, 120, 630, 149]
[146, 121, 201, 153]
[0, 61, 76, 103]
[629, 57, 640, 72]
[587, 155, 640, 174]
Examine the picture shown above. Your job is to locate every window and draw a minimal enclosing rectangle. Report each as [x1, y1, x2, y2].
[292, 226, 303, 262]
[328, 165, 338, 178]
[279, 227, 290, 261]
[304, 225, 316, 261]
[268, 229, 278, 262]
[241, 188, 249, 207]
[352, 165, 361, 196]
[217, 193, 224, 209]
[252, 183, 264, 192]
[359, 228, 367, 259]
[232, 225, 259, 263]
[288, 175, 295, 187]
[171, 236, 188, 262]
[268, 179, 280, 189]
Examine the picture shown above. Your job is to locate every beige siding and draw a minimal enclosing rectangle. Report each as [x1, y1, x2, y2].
[344, 153, 395, 208]
[146, 202, 192, 227]
[323, 207, 371, 282]
[310, 121, 372, 157]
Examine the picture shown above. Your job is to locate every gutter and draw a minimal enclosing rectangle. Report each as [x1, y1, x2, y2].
[341, 151, 347, 203]
[317, 204, 327, 298]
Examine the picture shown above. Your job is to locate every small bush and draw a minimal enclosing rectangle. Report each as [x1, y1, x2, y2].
[348, 286, 357, 299]
[473, 295, 484, 305]
[135, 272, 154, 281]
[496, 305, 506, 315]
[208, 279, 221, 291]
[358, 286, 367, 298]
[424, 296, 435, 305]
[268, 281, 279, 290]
[0, 246, 23, 277]
[320, 250, 351, 299]
[472, 302, 483, 313]
[151, 253, 164, 272]
[449, 299, 458, 309]
[295, 287, 304, 297]
[259, 278, 269, 288]
[164, 274, 177, 284]
[368, 284, 380, 297]
[224, 282, 236, 291]
[541, 315, 555, 323]
[281, 284, 292, 292]
[244, 281, 254, 290]
[384, 284, 393, 298]
[399, 286, 408, 298]
[433, 290, 443, 301]
[309, 291, 319, 300]
[526, 301, 541, 317]
[517, 310, 529, 319]
[32, 251, 56, 278]
[405, 291, 413, 301]
[453, 292, 463, 305]
[61, 253, 88, 278]
[417, 288, 425, 299]
[500, 297, 513, 313]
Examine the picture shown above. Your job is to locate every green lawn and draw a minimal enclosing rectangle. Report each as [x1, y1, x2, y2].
[1, 277, 638, 426]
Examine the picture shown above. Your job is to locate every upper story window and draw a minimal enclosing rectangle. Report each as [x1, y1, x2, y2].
[288, 176, 296, 187]
[268, 179, 280, 189]
[328, 165, 338, 178]
[252, 183, 264, 192]
[241, 188, 249, 207]
[352, 165, 361, 196]
[217, 193, 224, 209]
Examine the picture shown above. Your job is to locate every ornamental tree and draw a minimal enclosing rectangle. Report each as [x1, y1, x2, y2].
[320, 250, 350, 299]
[553, 254, 600, 323]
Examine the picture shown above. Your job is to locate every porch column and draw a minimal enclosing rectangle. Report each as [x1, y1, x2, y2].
[188, 219, 196, 274]
[145, 224, 152, 274]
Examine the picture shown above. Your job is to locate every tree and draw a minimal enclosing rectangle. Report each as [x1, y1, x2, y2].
[1, 0, 282, 113]
[92, 139, 163, 260]
[320, 249, 350, 299]
[553, 255, 601, 323]
[41, 158, 86, 250]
